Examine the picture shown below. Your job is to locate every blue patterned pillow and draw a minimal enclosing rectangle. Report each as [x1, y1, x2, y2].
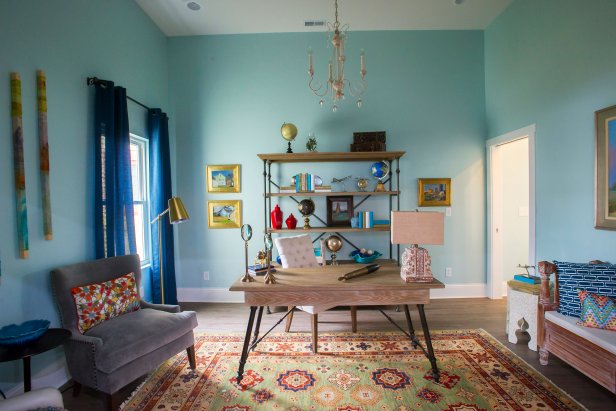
[553, 261, 616, 317]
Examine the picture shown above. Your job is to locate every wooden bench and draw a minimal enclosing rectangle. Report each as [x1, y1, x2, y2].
[537, 261, 616, 394]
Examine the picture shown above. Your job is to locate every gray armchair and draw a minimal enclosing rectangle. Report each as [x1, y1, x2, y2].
[51, 254, 197, 410]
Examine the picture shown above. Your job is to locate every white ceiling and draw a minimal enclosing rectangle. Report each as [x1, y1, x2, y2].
[135, 0, 513, 37]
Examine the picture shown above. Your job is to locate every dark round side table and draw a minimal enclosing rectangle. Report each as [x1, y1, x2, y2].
[0, 328, 71, 392]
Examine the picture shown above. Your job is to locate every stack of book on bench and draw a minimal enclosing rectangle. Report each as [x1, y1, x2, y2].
[248, 264, 276, 276]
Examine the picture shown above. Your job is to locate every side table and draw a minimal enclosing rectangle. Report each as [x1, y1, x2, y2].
[506, 280, 540, 351]
[0, 328, 71, 392]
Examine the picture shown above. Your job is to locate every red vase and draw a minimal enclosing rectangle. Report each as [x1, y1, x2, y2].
[285, 213, 298, 229]
[271, 205, 283, 229]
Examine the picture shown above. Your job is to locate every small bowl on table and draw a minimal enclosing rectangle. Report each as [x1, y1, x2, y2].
[349, 250, 382, 264]
[0, 319, 50, 346]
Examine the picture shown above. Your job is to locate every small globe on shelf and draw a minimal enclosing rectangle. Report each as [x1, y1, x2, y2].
[281, 123, 298, 153]
[371, 161, 390, 192]
[298, 199, 315, 229]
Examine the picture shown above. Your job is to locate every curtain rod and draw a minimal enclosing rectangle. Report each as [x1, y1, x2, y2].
[86, 77, 151, 111]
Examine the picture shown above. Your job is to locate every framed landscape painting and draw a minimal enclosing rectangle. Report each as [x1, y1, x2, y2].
[327, 196, 353, 227]
[207, 164, 240, 193]
[418, 178, 451, 207]
[208, 200, 242, 229]
[595, 104, 616, 230]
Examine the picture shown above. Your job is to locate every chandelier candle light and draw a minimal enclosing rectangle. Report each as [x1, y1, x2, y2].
[308, 0, 367, 112]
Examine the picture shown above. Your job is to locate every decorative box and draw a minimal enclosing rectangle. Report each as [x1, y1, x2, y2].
[350, 131, 387, 152]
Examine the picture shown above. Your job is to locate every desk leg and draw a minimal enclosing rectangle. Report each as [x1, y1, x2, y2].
[237, 306, 258, 384]
[403, 305, 419, 349]
[417, 304, 440, 382]
[250, 306, 265, 350]
[23, 356, 31, 392]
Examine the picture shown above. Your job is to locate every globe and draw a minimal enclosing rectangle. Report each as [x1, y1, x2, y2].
[325, 235, 343, 252]
[371, 161, 389, 180]
[298, 199, 315, 216]
[281, 123, 298, 141]
[371, 161, 390, 192]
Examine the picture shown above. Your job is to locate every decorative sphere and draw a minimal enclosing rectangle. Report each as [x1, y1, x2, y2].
[371, 161, 390, 181]
[325, 235, 343, 252]
[357, 178, 368, 191]
[298, 199, 315, 216]
[281, 123, 298, 142]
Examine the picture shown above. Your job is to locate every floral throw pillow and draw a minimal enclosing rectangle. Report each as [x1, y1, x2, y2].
[71, 272, 141, 334]
[577, 290, 616, 331]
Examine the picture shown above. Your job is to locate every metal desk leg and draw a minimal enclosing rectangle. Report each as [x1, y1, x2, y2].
[250, 306, 265, 350]
[403, 305, 419, 349]
[417, 304, 440, 382]
[237, 306, 258, 384]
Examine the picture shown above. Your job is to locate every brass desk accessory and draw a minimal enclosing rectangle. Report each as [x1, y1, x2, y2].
[325, 235, 343, 265]
[263, 234, 277, 284]
[338, 263, 381, 281]
[240, 224, 255, 282]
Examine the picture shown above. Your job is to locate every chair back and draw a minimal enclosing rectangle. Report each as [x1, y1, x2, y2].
[274, 235, 319, 268]
[50, 254, 142, 332]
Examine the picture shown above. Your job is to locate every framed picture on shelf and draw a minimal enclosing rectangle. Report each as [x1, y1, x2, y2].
[595, 104, 616, 230]
[417, 178, 451, 207]
[206, 164, 240, 193]
[327, 196, 353, 226]
[208, 200, 242, 229]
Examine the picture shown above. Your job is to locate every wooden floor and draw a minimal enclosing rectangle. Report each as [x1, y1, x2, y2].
[61, 299, 616, 410]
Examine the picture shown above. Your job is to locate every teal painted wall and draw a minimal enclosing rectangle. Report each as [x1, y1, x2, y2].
[0, 0, 168, 391]
[485, 0, 616, 262]
[168, 31, 487, 290]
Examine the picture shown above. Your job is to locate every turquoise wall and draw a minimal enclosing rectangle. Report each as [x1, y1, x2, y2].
[0, 0, 168, 392]
[485, 0, 616, 262]
[168, 31, 487, 291]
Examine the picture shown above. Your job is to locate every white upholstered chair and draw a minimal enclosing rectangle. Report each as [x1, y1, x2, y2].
[274, 234, 357, 353]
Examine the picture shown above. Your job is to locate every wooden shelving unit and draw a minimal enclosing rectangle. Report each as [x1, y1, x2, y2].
[258, 151, 406, 260]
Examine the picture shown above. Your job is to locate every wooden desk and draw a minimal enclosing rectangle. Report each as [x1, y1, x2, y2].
[229, 264, 445, 384]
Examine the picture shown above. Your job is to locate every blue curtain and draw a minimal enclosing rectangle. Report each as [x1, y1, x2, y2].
[94, 81, 137, 259]
[148, 109, 178, 304]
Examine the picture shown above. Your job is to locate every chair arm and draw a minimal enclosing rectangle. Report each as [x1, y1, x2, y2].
[538, 261, 558, 311]
[140, 300, 181, 313]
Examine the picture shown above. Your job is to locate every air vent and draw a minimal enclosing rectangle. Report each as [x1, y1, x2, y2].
[304, 20, 325, 27]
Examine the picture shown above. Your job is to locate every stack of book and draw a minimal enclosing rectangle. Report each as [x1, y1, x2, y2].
[248, 264, 276, 276]
[513, 274, 541, 284]
[356, 211, 374, 228]
[373, 219, 390, 228]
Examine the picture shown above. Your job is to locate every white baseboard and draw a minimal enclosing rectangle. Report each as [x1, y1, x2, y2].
[179, 283, 488, 303]
[3, 357, 70, 398]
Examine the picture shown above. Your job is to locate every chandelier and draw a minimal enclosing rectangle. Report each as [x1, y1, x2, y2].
[307, 0, 367, 112]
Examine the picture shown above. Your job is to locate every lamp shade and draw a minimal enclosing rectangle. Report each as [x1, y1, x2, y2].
[390, 211, 444, 245]
[168, 197, 189, 224]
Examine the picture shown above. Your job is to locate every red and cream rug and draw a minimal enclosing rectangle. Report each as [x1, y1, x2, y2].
[121, 329, 584, 410]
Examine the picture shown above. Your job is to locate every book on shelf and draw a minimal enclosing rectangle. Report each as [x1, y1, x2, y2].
[513, 274, 541, 284]
[279, 185, 296, 193]
[355, 211, 374, 228]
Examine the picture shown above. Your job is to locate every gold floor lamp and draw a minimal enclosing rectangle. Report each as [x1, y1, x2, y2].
[151, 197, 189, 304]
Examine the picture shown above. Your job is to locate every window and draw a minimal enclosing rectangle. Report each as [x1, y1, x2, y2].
[130, 134, 151, 265]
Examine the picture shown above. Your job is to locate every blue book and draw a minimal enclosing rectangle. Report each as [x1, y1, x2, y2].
[514, 274, 541, 284]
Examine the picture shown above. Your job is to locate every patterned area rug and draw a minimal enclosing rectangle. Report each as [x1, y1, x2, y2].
[121, 329, 584, 410]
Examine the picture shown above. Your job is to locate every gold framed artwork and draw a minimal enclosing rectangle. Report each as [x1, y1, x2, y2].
[206, 164, 240, 193]
[208, 200, 242, 229]
[417, 178, 451, 207]
[595, 104, 616, 230]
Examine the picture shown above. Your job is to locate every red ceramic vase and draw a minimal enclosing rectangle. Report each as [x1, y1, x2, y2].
[271, 204, 283, 229]
[285, 213, 298, 229]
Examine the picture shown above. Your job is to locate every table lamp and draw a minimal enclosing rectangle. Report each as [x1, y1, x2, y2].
[150, 197, 189, 303]
[391, 211, 444, 283]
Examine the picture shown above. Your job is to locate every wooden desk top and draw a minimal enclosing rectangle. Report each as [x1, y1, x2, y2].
[229, 264, 445, 293]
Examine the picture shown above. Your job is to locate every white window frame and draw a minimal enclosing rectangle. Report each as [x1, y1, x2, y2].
[130, 134, 151, 266]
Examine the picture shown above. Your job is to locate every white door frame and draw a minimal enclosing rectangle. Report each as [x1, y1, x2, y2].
[486, 124, 536, 299]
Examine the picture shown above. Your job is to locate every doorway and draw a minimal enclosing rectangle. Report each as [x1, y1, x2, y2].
[487, 125, 535, 299]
